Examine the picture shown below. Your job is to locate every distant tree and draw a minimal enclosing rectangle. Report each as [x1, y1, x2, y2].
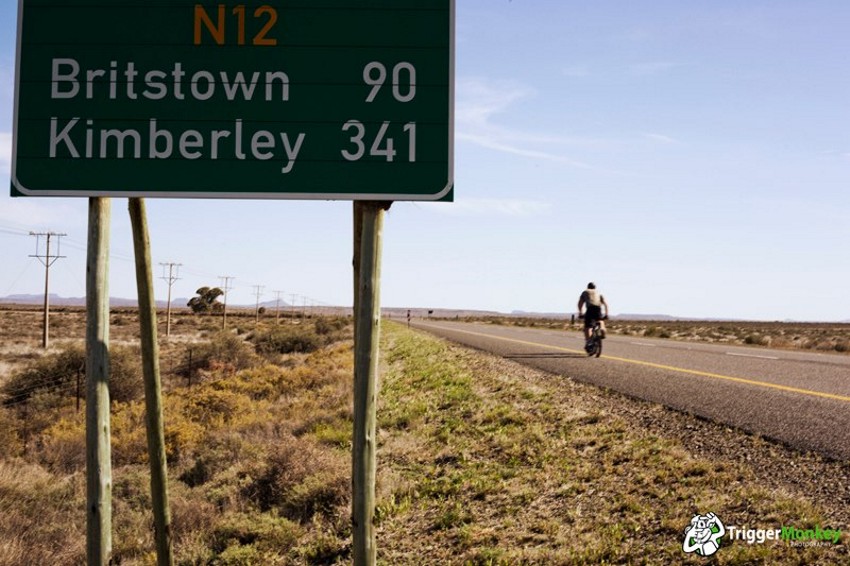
[188, 286, 224, 314]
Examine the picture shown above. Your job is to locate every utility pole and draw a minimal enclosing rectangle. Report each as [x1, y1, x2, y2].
[273, 290, 284, 323]
[218, 276, 234, 330]
[290, 293, 298, 318]
[252, 285, 264, 324]
[29, 231, 67, 348]
[159, 262, 181, 338]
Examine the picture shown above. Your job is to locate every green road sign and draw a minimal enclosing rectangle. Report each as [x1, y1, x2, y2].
[12, 0, 454, 200]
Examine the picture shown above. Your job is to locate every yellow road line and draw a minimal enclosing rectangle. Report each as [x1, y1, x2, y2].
[415, 323, 850, 404]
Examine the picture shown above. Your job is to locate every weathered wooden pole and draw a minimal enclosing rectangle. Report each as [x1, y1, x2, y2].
[128, 198, 174, 566]
[86, 197, 112, 565]
[352, 201, 390, 566]
[41, 231, 51, 348]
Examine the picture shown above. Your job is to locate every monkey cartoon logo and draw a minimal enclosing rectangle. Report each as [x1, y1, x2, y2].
[683, 512, 725, 557]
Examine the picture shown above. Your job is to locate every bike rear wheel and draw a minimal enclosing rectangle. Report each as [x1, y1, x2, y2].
[586, 337, 601, 357]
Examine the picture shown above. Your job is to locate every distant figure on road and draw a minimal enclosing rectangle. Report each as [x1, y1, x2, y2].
[578, 282, 609, 343]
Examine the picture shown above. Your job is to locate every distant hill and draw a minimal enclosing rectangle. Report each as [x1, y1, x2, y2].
[0, 294, 188, 309]
[615, 313, 679, 321]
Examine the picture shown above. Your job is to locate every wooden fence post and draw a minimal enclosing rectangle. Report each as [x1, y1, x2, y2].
[86, 197, 112, 565]
[129, 198, 174, 565]
[352, 201, 390, 565]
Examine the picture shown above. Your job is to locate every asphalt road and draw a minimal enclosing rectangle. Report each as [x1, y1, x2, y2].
[410, 320, 850, 460]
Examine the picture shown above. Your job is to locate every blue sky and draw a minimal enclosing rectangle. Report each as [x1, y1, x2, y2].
[1, 1, 848, 320]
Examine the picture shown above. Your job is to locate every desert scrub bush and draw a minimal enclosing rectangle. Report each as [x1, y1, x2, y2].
[0, 407, 22, 458]
[1, 344, 143, 406]
[178, 431, 258, 488]
[184, 332, 261, 378]
[161, 396, 207, 463]
[313, 316, 351, 342]
[38, 398, 149, 472]
[245, 434, 350, 523]
[163, 381, 274, 465]
[184, 387, 253, 427]
[0, 459, 85, 565]
[2, 347, 84, 405]
[111, 401, 150, 466]
[111, 466, 174, 563]
[744, 333, 770, 346]
[169, 490, 219, 562]
[209, 364, 290, 400]
[211, 512, 301, 559]
[249, 326, 322, 356]
[37, 414, 86, 472]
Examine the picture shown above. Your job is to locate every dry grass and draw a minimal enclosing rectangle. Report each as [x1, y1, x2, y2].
[0, 459, 86, 566]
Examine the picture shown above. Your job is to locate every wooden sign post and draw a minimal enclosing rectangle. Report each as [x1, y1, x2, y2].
[129, 198, 174, 566]
[352, 201, 390, 564]
[85, 197, 112, 565]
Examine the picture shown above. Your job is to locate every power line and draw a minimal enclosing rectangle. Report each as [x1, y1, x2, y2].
[273, 290, 285, 323]
[29, 231, 67, 348]
[252, 285, 265, 324]
[218, 275, 235, 330]
[159, 262, 182, 337]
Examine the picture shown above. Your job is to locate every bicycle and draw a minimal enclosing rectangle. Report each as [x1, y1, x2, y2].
[580, 315, 607, 358]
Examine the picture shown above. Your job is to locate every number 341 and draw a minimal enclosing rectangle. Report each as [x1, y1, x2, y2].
[341, 121, 416, 163]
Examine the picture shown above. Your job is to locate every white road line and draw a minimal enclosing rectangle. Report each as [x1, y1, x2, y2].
[630, 342, 657, 347]
[725, 352, 780, 360]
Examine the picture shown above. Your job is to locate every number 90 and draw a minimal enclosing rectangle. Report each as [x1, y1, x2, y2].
[363, 62, 416, 103]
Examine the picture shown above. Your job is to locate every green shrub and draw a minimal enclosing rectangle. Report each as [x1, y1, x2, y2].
[212, 513, 300, 555]
[110, 347, 145, 402]
[213, 543, 263, 565]
[250, 327, 321, 356]
[2, 345, 143, 406]
[184, 332, 260, 377]
[2, 347, 84, 405]
[314, 316, 348, 336]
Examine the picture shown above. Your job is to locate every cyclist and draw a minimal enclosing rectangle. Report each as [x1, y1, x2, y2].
[578, 282, 609, 344]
